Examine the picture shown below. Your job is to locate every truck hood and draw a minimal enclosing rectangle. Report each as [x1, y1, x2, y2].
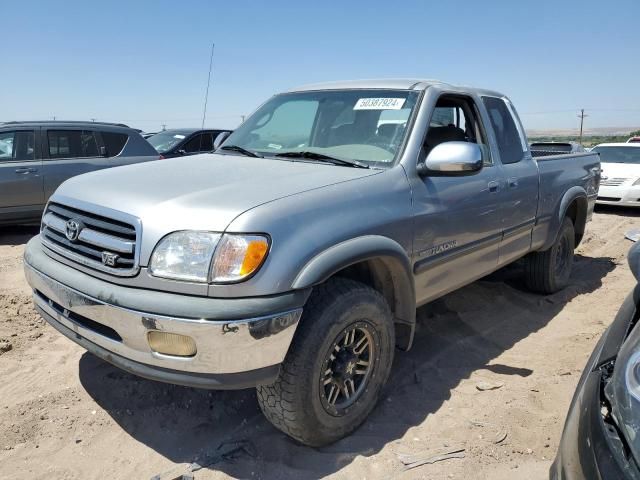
[51, 153, 380, 262]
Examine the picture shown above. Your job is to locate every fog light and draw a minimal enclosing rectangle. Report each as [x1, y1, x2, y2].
[147, 331, 197, 357]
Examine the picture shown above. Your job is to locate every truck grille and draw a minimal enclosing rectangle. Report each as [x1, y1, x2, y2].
[600, 177, 628, 186]
[41, 202, 139, 276]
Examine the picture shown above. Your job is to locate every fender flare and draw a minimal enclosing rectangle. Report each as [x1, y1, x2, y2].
[292, 235, 416, 349]
[543, 186, 588, 250]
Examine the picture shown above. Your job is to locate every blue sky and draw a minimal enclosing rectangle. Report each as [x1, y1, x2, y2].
[3, 0, 639, 133]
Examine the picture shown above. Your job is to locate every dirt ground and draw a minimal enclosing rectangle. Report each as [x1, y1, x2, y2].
[0, 206, 638, 480]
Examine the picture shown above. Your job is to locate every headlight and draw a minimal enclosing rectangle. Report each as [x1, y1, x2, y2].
[210, 234, 270, 283]
[149, 231, 221, 282]
[606, 321, 640, 465]
[149, 231, 269, 283]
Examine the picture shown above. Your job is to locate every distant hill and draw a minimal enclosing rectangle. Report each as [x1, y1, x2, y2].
[526, 126, 640, 137]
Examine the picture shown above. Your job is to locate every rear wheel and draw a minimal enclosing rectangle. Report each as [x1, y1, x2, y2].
[256, 278, 395, 447]
[524, 217, 575, 294]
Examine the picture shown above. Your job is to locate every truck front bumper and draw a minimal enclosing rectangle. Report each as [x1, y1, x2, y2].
[24, 237, 309, 389]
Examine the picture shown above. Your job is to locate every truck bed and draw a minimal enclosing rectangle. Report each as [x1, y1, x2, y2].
[533, 151, 601, 250]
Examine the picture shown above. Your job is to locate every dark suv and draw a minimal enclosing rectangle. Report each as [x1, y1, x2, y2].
[146, 128, 232, 158]
[0, 121, 159, 225]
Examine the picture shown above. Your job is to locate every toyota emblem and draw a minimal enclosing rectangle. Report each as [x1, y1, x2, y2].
[65, 219, 82, 241]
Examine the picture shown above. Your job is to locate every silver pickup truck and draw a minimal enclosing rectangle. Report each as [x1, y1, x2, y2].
[23, 79, 600, 446]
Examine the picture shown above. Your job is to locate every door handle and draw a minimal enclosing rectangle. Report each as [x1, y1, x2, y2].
[14, 167, 37, 174]
[488, 181, 500, 193]
[507, 177, 518, 188]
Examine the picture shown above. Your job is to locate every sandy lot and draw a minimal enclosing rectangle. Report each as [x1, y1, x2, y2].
[0, 207, 638, 480]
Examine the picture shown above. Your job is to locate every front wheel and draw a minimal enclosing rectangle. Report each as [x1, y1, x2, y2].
[524, 216, 575, 294]
[256, 278, 395, 447]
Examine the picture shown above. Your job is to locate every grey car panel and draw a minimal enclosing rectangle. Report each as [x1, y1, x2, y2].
[0, 121, 158, 224]
[51, 154, 380, 265]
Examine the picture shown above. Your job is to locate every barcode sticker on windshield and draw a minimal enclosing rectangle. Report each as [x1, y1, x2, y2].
[354, 98, 406, 110]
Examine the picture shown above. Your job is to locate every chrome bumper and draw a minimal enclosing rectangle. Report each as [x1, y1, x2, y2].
[25, 263, 301, 378]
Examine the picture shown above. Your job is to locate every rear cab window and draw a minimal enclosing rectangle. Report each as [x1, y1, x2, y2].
[481, 97, 527, 164]
[0, 130, 36, 161]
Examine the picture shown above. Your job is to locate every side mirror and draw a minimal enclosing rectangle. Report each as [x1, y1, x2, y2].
[213, 131, 231, 150]
[417, 142, 483, 176]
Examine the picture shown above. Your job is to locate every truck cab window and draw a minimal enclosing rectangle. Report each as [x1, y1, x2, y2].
[424, 95, 492, 165]
[482, 97, 525, 164]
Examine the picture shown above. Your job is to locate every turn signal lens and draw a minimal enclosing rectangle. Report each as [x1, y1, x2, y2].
[241, 239, 269, 275]
[210, 234, 270, 283]
[147, 331, 197, 357]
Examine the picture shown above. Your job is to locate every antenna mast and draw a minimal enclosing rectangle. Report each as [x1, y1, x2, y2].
[201, 43, 215, 129]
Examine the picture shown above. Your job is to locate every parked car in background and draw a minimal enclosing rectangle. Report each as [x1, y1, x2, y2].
[0, 121, 159, 225]
[529, 141, 586, 158]
[24, 79, 600, 446]
[628, 136, 640, 144]
[593, 143, 640, 207]
[147, 128, 232, 158]
[551, 240, 640, 479]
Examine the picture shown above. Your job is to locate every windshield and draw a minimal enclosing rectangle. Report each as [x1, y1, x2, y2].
[147, 131, 190, 153]
[220, 89, 421, 167]
[593, 146, 640, 164]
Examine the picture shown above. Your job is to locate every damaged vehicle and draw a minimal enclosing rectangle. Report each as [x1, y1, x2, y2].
[24, 79, 600, 446]
[552, 241, 640, 479]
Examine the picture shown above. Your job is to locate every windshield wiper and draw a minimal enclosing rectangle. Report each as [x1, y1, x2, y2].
[274, 151, 369, 169]
[219, 145, 262, 158]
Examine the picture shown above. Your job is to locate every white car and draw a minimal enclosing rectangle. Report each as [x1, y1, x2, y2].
[594, 142, 640, 207]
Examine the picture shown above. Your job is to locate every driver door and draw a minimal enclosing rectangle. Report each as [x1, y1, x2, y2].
[410, 94, 505, 305]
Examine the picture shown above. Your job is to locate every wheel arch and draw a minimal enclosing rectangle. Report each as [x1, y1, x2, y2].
[560, 188, 589, 248]
[543, 187, 588, 250]
[292, 236, 416, 350]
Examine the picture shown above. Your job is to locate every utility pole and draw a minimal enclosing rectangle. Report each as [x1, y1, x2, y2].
[90, 118, 96, 122]
[240, 115, 245, 123]
[161, 124, 167, 131]
[52, 116, 56, 121]
[577, 109, 588, 145]
[201, 43, 215, 128]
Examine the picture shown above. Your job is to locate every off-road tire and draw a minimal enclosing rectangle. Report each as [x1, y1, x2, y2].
[256, 277, 395, 447]
[524, 216, 575, 294]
